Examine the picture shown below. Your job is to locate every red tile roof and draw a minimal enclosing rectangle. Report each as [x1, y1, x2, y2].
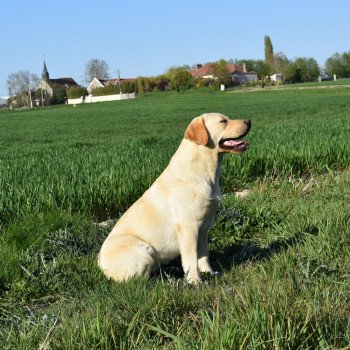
[189, 63, 254, 78]
[101, 78, 136, 85]
[227, 64, 245, 74]
[189, 63, 215, 78]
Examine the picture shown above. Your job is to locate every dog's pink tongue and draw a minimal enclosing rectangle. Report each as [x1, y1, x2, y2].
[223, 140, 244, 147]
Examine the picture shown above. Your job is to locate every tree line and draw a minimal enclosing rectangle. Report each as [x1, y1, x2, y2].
[84, 36, 350, 90]
[5, 36, 350, 107]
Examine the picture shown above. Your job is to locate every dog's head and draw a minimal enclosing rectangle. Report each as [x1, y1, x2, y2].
[184, 113, 251, 154]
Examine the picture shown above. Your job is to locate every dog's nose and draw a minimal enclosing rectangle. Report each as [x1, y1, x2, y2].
[243, 119, 251, 132]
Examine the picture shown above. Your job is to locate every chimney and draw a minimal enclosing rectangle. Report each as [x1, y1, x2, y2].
[195, 64, 202, 71]
[243, 63, 247, 73]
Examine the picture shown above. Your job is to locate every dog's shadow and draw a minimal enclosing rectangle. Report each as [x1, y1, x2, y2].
[154, 226, 319, 281]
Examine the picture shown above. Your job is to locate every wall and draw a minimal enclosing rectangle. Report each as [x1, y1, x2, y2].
[68, 93, 136, 105]
[271, 74, 282, 82]
[231, 73, 258, 84]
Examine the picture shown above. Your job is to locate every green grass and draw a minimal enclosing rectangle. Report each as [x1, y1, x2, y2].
[1, 88, 350, 224]
[286, 78, 350, 87]
[1, 87, 350, 348]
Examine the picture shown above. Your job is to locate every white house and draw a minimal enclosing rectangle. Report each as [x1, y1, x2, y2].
[87, 77, 136, 93]
[87, 77, 105, 93]
[270, 73, 283, 83]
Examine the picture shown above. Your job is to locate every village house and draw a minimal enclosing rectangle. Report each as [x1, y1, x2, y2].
[38, 62, 78, 97]
[87, 77, 136, 93]
[189, 62, 257, 84]
[270, 73, 283, 83]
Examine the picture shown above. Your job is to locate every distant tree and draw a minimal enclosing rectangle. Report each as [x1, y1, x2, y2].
[213, 59, 231, 88]
[164, 65, 191, 80]
[171, 71, 194, 92]
[274, 52, 291, 81]
[7, 71, 39, 97]
[343, 51, 350, 77]
[264, 35, 275, 74]
[84, 59, 110, 84]
[235, 59, 270, 79]
[288, 57, 320, 83]
[343, 51, 350, 78]
[325, 51, 350, 78]
[6, 71, 39, 107]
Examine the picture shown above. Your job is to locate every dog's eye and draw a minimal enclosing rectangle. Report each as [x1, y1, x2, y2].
[220, 119, 228, 124]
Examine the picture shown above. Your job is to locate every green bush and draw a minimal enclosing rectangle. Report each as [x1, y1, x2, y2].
[136, 77, 158, 94]
[194, 77, 213, 88]
[8, 93, 29, 108]
[156, 77, 170, 91]
[122, 80, 137, 93]
[135, 76, 170, 94]
[171, 70, 194, 91]
[49, 89, 67, 105]
[66, 86, 88, 99]
[213, 59, 232, 89]
[136, 77, 146, 94]
[91, 84, 119, 96]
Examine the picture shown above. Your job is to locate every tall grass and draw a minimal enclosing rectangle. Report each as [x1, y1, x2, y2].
[1, 171, 350, 348]
[1, 89, 350, 225]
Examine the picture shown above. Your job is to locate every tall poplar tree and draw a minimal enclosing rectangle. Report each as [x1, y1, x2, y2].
[264, 35, 275, 74]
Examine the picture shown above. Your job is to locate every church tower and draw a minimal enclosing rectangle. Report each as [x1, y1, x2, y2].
[42, 61, 49, 81]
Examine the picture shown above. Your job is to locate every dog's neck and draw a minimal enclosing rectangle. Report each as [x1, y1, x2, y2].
[169, 139, 224, 189]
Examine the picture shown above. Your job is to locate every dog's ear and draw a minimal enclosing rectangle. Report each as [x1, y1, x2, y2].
[184, 117, 208, 145]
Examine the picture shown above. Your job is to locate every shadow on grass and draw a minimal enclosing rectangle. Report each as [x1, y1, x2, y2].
[154, 225, 319, 280]
[211, 225, 319, 272]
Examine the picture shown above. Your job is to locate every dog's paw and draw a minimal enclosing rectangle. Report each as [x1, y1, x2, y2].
[211, 271, 221, 276]
[199, 271, 221, 282]
[185, 275, 202, 286]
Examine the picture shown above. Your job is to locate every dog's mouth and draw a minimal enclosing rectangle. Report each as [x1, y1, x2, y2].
[219, 125, 251, 153]
[219, 138, 249, 152]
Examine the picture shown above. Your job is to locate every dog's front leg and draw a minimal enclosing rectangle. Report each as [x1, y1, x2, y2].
[176, 225, 201, 285]
[197, 230, 214, 274]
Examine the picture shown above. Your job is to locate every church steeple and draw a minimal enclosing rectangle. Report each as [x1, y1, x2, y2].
[42, 61, 49, 81]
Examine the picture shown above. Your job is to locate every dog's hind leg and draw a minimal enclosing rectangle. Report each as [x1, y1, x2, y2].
[98, 234, 157, 281]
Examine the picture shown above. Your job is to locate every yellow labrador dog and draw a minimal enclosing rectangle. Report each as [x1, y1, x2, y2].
[98, 113, 251, 284]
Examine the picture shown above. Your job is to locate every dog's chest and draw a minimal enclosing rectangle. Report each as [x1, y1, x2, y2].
[200, 193, 220, 224]
[156, 233, 180, 263]
[181, 183, 221, 225]
[199, 182, 221, 211]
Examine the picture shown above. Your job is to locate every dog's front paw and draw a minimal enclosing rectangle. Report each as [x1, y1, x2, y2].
[211, 271, 221, 276]
[199, 270, 221, 282]
[186, 275, 202, 286]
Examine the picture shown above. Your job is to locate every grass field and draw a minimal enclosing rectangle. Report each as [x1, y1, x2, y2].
[286, 78, 350, 87]
[227, 79, 350, 94]
[1, 87, 350, 349]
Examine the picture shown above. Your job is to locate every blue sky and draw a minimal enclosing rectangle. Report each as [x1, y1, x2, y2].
[1, 0, 350, 96]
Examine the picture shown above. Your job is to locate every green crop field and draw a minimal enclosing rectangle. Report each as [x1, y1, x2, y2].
[1, 87, 350, 349]
[286, 78, 350, 87]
